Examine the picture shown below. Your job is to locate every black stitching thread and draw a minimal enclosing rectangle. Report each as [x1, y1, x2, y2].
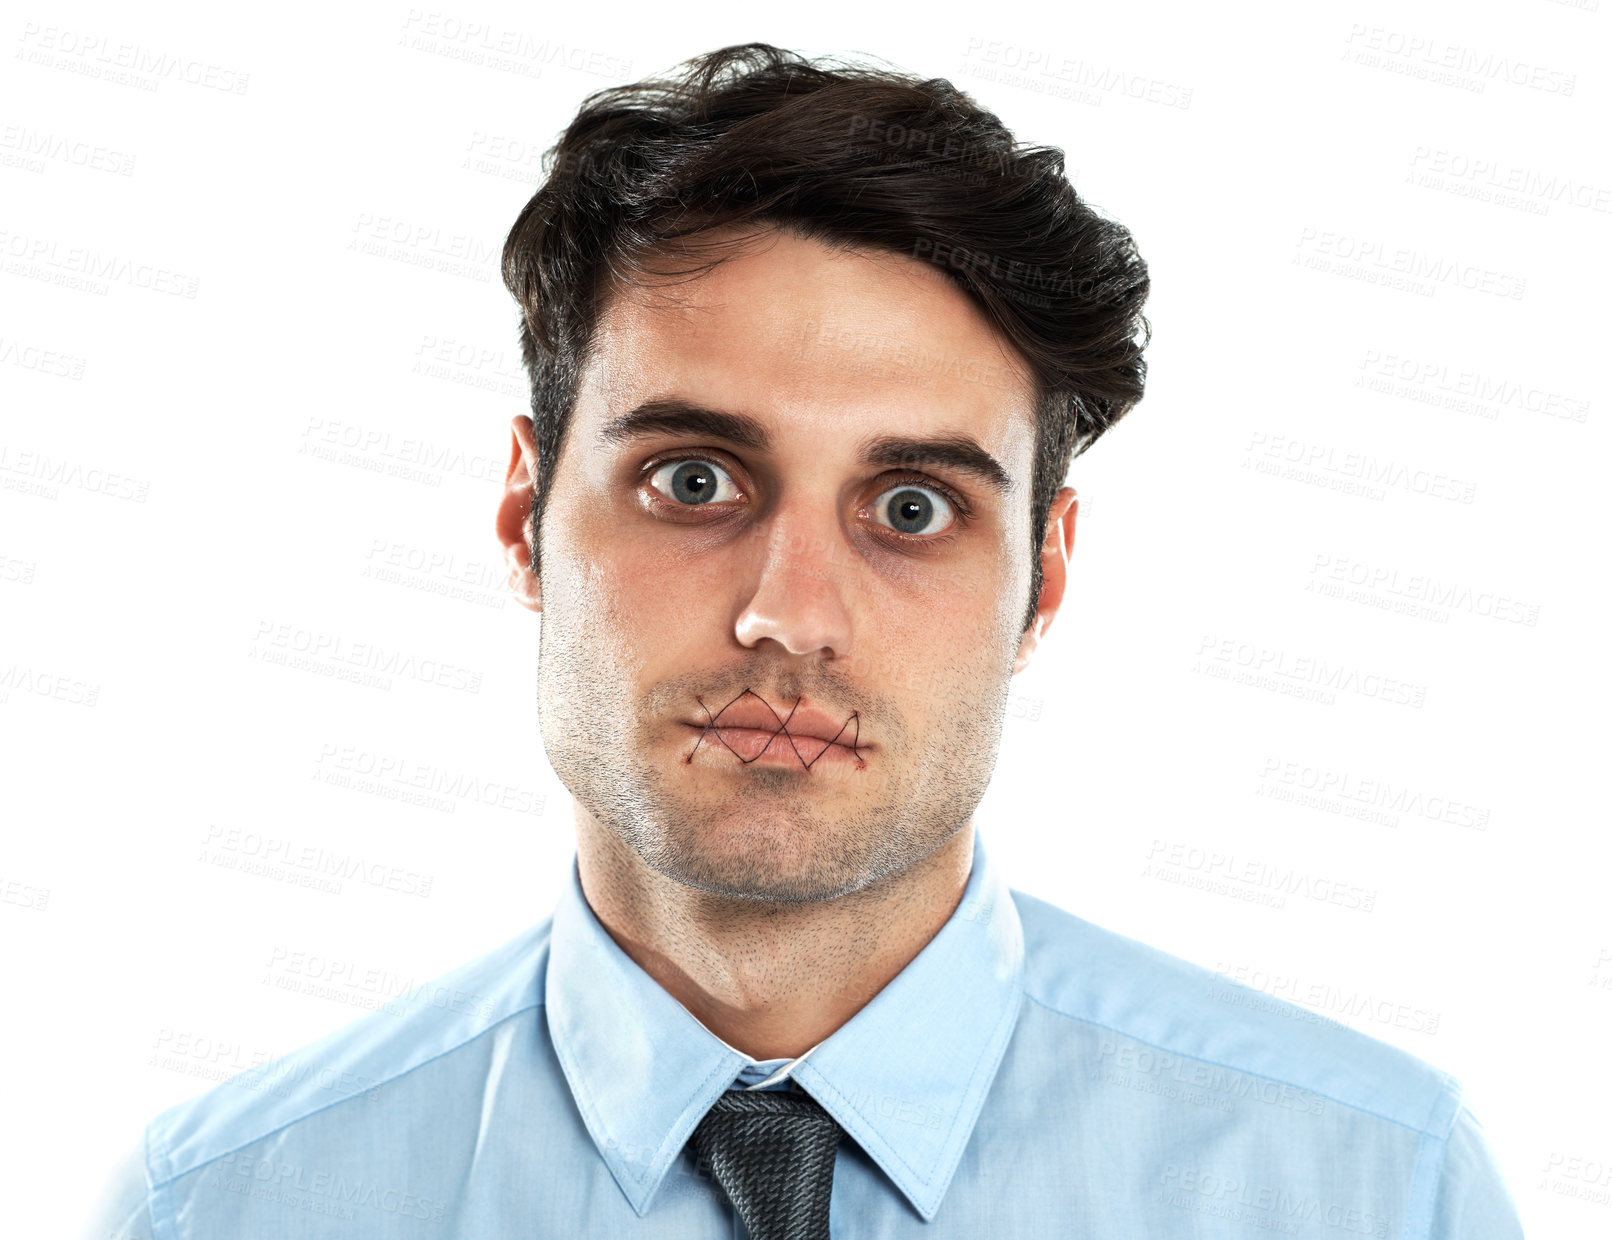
[683, 688, 865, 771]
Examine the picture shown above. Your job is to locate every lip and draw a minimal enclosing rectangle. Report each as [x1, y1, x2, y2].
[681, 696, 870, 767]
[680, 723, 867, 767]
[690, 698, 865, 746]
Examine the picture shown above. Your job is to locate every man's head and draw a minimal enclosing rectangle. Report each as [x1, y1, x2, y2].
[495, 43, 1149, 904]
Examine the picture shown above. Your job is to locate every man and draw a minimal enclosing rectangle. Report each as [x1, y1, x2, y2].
[89, 42, 1523, 1239]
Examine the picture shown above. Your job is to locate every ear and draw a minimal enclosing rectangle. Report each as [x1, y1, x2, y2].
[495, 415, 543, 613]
[1012, 486, 1078, 675]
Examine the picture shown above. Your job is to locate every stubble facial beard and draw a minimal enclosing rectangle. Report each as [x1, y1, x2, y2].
[534, 597, 1012, 906]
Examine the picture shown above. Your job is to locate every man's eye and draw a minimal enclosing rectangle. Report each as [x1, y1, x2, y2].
[647, 459, 741, 506]
[870, 484, 956, 537]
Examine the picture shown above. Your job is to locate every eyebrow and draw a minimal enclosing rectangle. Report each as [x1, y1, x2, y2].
[596, 397, 1013, 497]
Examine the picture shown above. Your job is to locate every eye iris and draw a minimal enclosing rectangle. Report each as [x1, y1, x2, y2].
[886, 488, 933, 534]
[671, 462, 716, 504]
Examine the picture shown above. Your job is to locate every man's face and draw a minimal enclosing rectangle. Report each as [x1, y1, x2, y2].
[522, 227, 1065, 903]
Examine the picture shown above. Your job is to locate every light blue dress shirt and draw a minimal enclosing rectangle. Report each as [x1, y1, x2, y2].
[90, 832, 1524, 1238]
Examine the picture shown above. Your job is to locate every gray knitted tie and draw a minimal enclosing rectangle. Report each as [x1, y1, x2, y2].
[691, 1087, 841, 1240]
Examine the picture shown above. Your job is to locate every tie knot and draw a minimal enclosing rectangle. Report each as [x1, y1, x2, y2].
[692, 1088, 842, 1240]
[706, 1086, 835, 1124]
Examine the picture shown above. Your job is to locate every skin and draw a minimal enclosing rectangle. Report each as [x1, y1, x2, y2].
[494, 226, 1077, 1060]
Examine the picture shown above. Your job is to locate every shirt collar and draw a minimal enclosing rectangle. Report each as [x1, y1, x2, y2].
[544, 831, 1024, 1221]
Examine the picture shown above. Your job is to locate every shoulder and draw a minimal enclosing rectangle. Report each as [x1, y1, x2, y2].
[83, 1130, 153, 1240]
[1010, 887, 1463, 1139]
[141, 917, 553, 1194]
[1427, 1103, 1525, 1237]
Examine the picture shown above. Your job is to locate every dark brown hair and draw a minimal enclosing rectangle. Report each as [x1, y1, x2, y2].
[501, 42, 1150, 636]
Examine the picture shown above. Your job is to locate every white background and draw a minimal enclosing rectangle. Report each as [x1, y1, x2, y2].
[2, 1, 1607, 1235]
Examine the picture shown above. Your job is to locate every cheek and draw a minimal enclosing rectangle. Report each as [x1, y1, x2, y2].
[892, 544, 1024, 629]
[852, 562, 1019, 692]
[557, 510, 735, 653]
[929, 546, 1031, 682]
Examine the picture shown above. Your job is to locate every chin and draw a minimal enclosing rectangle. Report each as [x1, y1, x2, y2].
[649, 830, 876, 904]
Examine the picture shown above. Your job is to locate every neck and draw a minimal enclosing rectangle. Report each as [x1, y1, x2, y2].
[573, 813, 975, 1061]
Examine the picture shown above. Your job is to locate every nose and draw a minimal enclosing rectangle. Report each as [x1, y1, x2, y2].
[732, 503, 855, 659]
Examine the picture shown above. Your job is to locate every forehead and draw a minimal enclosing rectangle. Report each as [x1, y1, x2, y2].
[576, 228, 1039, 467]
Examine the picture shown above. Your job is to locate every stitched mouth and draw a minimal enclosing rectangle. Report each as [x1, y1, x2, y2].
[681, 688, 868, 771]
